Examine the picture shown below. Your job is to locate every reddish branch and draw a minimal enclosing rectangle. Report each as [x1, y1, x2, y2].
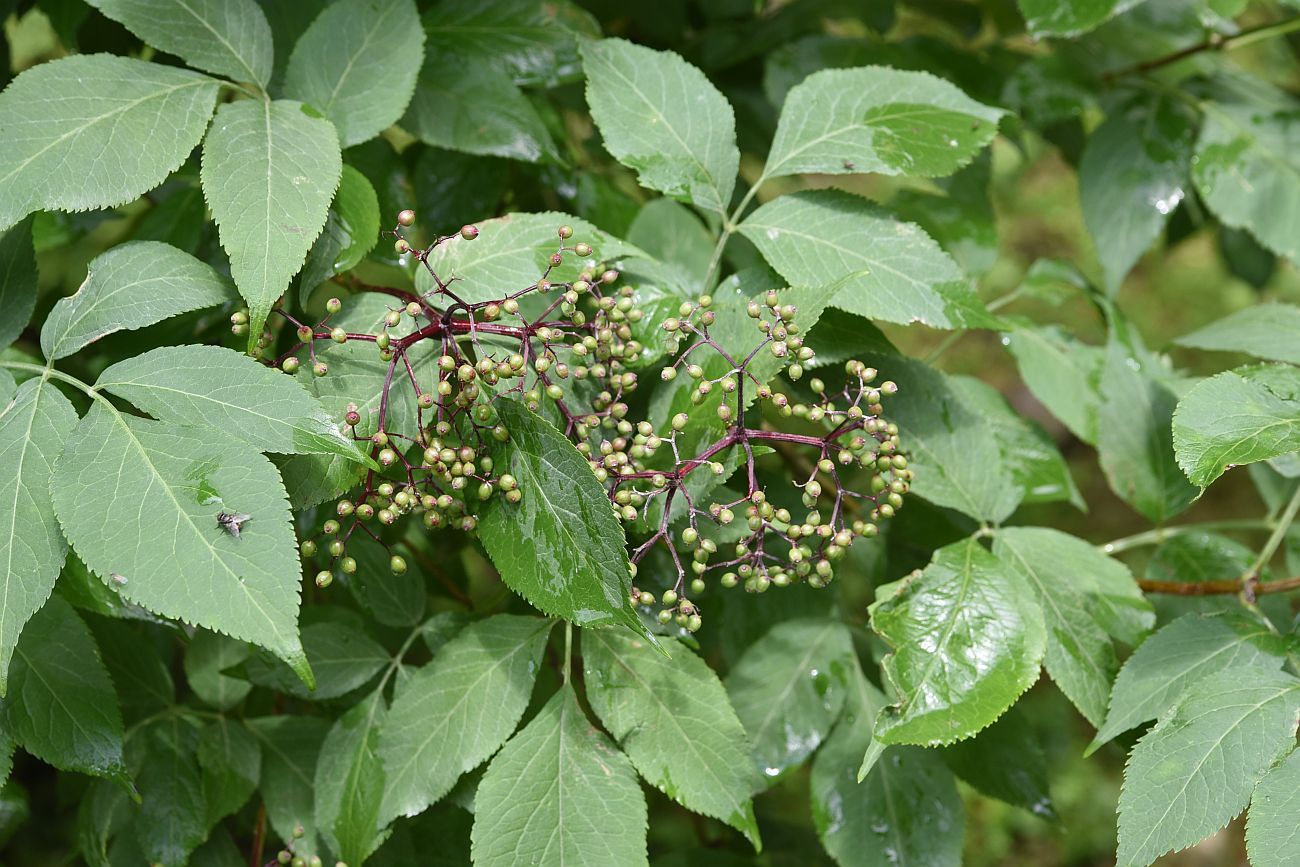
[1136, 574, 1300, 597]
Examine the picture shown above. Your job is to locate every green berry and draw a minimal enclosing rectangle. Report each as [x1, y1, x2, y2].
[390, 555, 407, 574]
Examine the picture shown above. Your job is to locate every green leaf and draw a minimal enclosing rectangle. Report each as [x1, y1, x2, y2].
[0, 219, 36, 351]
[725, 618, 854, 781]
[0, 378, 78, 693]
[1117, 667, 1300, 867]
[1246, 747, 1300, 867]
[1172, 364, 1300, 488]
[4, 596, 128, 785]
[626, 198, 715, 292]
[1193, 98, 1300, 263]
[871, 538, 1046, 746]
[764, 67, 1004, 182]
[422, 0, 595, 87]
[1003, 325, 1103, 445]
[50, 403, 309, 682]
[285, 0, 422, 148]
[1097, 335, 1197, 521]
[812, 663, 964, 867]
[0, 55, 220, 234]
[583, 630, 760, 847]
[1079, 93, 1196, 294]
[314, 690, 389, 867]
[404, 56, 557, 163]
[184, 630, 252, 711]
[738, 190, 999, 331]
[582, 38, 738, 215]
[201, 98, 341, 353]
[198, 718, 260, 826]
[1175, 302, 1300, 365]
[86, 0, 273, 86]
[97, 344, 373, 465]
[414, 212, 647, 304]
[940, 705, 1055, 819]
[245, 620, 388, 700]
[343, 535, 426, 628]
[246, 716, 330, 861]
[471, 685, 648, 867]
[479, 399, 648, 638]
[950, 375, 1083, 508]
[378, 615, 553, 823]
[131, 718, 205, 866]
[892, 153, 999, 277]
[1089, 613, 1289, 753]
[859, 353, 1021, 522]
[1026, 1, 1152, 36]
[297, 165, 380, 304]
[40, 241, 236, 360]
[993, 527, 1132, 727]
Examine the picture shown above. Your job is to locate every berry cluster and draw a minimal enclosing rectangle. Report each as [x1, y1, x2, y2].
[243, 210, 910, 632]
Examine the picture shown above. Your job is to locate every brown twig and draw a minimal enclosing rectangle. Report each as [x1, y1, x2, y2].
[1136, 574, 1300, 596]
[249, 803, 266, 867]
[1102, 16, 1300, 81]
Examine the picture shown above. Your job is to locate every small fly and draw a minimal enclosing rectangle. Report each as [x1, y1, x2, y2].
[216, 512, 252, 539]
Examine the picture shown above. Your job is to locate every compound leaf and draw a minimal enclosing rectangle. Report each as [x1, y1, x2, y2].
[584, 630, 760, 847]
[41, 241, 236, 360]
[285, 0, 423, 148]
[378, 615, 552, 823]
[201, 98, 340, 353]
[0, 55, 219, 234]
[471, 685, 648, 867]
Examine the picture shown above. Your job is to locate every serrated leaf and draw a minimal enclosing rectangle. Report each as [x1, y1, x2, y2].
[4, 596, 128, 785]
[1194, 98, 1300, 263]
[131, 718, 206, 867]
[583, 630, 760, 847]
[1246, 747, 1300, 867]
[97, 344, 372, 465]
[378, 615, 552, 822]
[404, 56, 557, 163]
[297, 165, 380, 304]
[1004, 325, 1103, 444]
[479, 399, 649, 638]
[184, 630, 252, 711]
[0, 55, 220, 234]
[0, 378, 78, 693]
[940, 704, 1055, 819]
[1117, 667, 1300, 867]
[1173, 364, 1300, 488]
[1097, 334, 1197, 521]
[245, 620, 388, 700]
[871, 538, 1046, 746]
[41, 241, 236, 360]
[738, 189, 999, 331]
[201, 98, 341, 353]
[50, 403, 309, 682]
[246, 716, 330, 861]
[1089, 612, 1289, 752]
[1018, 0, 1148, 36]
[414, 211, 647, 304]
[812, 663, 964, 867]
[764, 67, 1004, 182]
[582, 38, 737, 215]
[422, 0, 595, 88]
[0, 219, 36, 351]
[198, 717, 260, 826]
[859, 353, 1021, 522]
[993, 527, 1130, 726]
[725, 618, 854, 781]
[1080, 93, 1196, 294]
[315, 690, 389, 866]
[285, 0, 422, 147]
[950, 375, 1083, 508]
[86, 0, 273, 86]
[470, 685, 648, 867]
[1175, 302, 1300, 365]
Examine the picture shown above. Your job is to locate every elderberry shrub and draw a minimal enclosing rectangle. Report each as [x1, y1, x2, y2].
[246, 213, 911, 631]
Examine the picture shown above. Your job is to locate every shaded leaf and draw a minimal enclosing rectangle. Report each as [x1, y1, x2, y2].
[184, 630, 252, 711]
[0, 56, 219, 234]
[198, 718, 261, 826]
[422, 0, 595, 87]
[470, 685, 648, 867]
[245, 620, 388, 701]
[131, 718, 205, 866]
[315, 690, 389, 866]
[1003, 325, 1103, 445]
[0, 219, 36, 351]
[246, 716, 329, 861]
[41, 241, 235, 360]
[297, 165, 380, 303]
[871, 538, 1046, 746]
[1175, 302, 1300, 365]
[940, 705, 1055, 819]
